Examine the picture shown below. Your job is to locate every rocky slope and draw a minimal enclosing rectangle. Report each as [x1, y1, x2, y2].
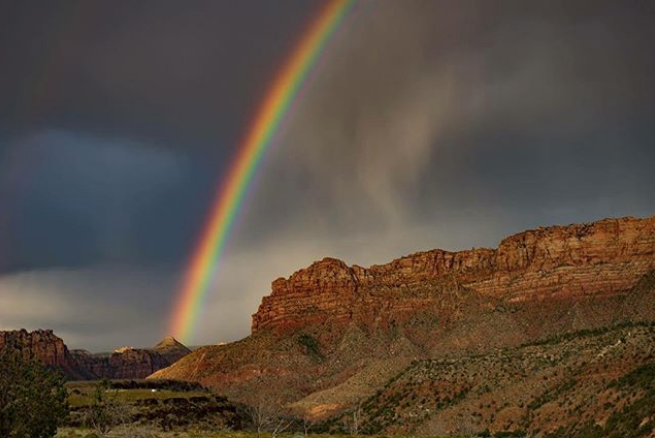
[0, 329, 190, 380]
[152, 215, 655, 433]
[325, 321, 655, 437]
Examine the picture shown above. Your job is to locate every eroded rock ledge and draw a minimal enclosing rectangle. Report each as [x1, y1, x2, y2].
[252, 216, 655, 333]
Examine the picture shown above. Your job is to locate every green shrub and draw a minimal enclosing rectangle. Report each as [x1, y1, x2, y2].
[0, 346, 69, 438]
[298, 334, 324, 360]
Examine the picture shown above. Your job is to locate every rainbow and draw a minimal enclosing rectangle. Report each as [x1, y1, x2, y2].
[170, 0, 357, 342]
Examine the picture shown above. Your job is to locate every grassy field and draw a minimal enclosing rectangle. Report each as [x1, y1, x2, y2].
[63, 380, 241, 434]
[67, 384, 210, 408]
[58, 382, 468, 437]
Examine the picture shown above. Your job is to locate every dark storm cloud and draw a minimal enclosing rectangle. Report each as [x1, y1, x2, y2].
[194, 0, 655, 346]
[0, 0, 322, 272]
[241, 0, 655, 252]
[0, 1, 654, 348]
[0, 130, 214, 271]
[0, 1, 319, 153]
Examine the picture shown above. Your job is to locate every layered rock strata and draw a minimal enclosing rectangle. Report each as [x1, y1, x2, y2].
[152, 215, 655, 420]
[252, 216, 655, 334]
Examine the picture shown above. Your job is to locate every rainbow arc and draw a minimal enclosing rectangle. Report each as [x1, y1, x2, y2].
[170, 0, 357, 342]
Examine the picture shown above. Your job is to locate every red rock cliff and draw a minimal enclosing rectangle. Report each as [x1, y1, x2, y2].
[70, 336, 191, 379]
[252, 216, 655, 333]
[0, 329, 190, 380]
[0, 329, 70, 366]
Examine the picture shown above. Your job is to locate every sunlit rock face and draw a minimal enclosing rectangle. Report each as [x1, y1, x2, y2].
[152, 215, 655, 426]
[252, 215, 655, 336]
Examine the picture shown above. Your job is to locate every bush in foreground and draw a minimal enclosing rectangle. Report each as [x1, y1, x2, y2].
[0, 346, 68, 438]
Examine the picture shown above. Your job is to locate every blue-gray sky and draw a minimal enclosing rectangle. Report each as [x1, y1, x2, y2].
[0, 0, 654, 350]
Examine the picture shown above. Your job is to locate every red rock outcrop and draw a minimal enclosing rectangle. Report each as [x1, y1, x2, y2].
[0, 329, 70, 367]
[70, 336, 191, 379]
[153, 215, 655, 420]
[0, 329, 190, 380]
[252, 216, 655, 333]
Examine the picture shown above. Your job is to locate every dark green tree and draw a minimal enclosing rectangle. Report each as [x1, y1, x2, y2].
[0, 346, 69, 438]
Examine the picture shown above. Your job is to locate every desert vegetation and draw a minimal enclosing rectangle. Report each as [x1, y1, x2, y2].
[2, 322, 654, 437]
[0, 345, 68, 438]
[51, 323, 655, 437]
[317, 322, 655, 437]
[63, 379, 240, 436]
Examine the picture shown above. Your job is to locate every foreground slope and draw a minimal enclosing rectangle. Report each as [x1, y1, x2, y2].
[152, 215, 655, 426]
[325, 321, 655, 436]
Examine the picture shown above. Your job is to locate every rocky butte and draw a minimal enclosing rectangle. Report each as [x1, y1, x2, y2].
[153, 215, 655, 426]
[0, 329, 190, 380]
[0, 329, 82, 376]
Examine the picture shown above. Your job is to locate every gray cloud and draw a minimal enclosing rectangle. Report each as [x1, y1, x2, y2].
[0, 266, 177, 350]
[243, 0, 655, 245]
[0, 1, 654, 349]
[0, 0, 319, 152]
[0, 130, 212, 271]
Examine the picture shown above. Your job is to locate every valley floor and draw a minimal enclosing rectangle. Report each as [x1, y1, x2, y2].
[56, 431, 487, 438]
[58, 323, 655, 438]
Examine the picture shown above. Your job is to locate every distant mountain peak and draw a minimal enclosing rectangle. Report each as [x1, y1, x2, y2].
[154, 336, 188, 351]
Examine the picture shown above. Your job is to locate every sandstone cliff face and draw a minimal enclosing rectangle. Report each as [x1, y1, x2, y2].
[0, 329, 71, 367]
[70, 336, 191, 379]
[153, 215, 655, 422]
[0, 329, 190, 380]
[252, 216, 655, 334]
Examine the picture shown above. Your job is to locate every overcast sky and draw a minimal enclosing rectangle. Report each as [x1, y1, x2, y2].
[0, 0, 654, 350]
